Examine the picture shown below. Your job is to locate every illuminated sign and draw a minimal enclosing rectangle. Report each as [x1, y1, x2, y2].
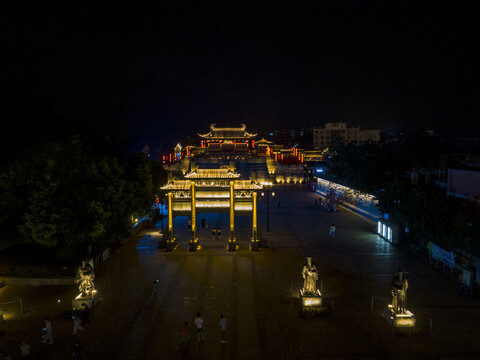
[377, 219, 397, 244]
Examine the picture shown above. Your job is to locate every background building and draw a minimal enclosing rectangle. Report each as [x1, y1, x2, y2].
[313, 122, 380, 149]
[273, 128, 312, 149]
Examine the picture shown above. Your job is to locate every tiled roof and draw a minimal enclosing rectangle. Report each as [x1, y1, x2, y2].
[198, 124, 257, 139]
[184, 169, 241, 178]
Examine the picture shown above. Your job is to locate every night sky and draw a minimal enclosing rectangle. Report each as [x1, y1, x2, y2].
[2, 2, 479, 154]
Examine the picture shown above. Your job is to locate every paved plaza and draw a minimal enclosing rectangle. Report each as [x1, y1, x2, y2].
[1, 185, 480, 359]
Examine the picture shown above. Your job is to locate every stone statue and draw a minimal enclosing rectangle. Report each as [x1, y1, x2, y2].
[302, 257, 319, 294]
[75, 260, 95, 297]
[391, 269, 408, 313]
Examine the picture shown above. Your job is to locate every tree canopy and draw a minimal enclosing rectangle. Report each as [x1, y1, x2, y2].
[0, 135, 167, 250]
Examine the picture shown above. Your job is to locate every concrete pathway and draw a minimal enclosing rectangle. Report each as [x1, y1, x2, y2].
[1, 184, 479, 359]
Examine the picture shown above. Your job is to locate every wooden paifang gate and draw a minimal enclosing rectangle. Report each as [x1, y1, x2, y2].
[161, 168, 262, 252]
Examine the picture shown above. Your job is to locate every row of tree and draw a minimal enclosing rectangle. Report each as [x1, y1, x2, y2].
[0, 135, 166, 252]
[325, 131, 480, 256]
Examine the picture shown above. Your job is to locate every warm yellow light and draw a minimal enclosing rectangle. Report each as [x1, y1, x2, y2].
[304, 298, 322, 306]
[395, 311, 413, 317]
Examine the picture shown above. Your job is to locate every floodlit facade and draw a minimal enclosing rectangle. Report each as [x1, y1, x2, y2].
[198, 124, 257, 154]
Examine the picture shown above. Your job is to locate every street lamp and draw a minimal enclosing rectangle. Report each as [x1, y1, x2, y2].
[161, 197, 166, 233]
[262, 186, 275, 232]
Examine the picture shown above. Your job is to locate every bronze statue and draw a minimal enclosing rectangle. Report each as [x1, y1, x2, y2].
[391, 269, 408, 313]
[75, 260, 95, 297]
[302, 257, 319, 294]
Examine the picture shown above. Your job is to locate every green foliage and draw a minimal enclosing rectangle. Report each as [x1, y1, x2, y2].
[0, 135, 167, 250]
[327, 133, 480, 257]
[377, 178, 480, 256]
[327, 139, 392, 192]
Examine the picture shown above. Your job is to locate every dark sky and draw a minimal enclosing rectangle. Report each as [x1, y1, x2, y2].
[2, 2, 479, 153]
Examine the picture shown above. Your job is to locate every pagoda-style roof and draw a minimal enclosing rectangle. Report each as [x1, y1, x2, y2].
[198, 124, 257, 139]
[234, 180, 263, 189]
[161, 180, 191, 190]
[160, 178, 263, 190]
[256, 138, 273, 145]
[184, 169, 241, 179]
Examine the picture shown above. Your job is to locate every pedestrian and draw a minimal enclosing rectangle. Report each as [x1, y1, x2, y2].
[212, 227, 216, 240]
[217, 228, 221, 239]
[72, 340, 82, 360]
[206, 222, 209, 229]
[153, 279, 159, 295]
[81, 303, 91, 326]
[41, 317, 53, 345]
[188, 219, 192, 230]
[181, 321, 190, 344]
[194, 313, 205, 342]
[219, 314, 227, 344]
[1, 351, 12, 360]
[201, 218, 206, 228]
[20, 340, 31, 359]
[72, 314, 84, 335]
[329, 224, 335, 236]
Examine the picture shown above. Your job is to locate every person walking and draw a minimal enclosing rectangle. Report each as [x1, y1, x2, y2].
[41, 317, 53, 345]
[1, 351, 12, 360]
[217, 228, 221, 239]
[81, 303, 91, 326]
[201, 218, 206, 229]
[194, 313, 205, 342]
[329, 224, 336, 236]
[72, 315, 84, 335]
[72, 341, 82, 360]
[152, 280, 159, 295]
[20, 340, 31, 359]
[212, 227, 216, 240]
[181, 321, 190, 344]
[219, 314, 227, 344]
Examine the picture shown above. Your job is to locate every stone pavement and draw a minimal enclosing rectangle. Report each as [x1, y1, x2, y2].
[1, 184, 480, 359]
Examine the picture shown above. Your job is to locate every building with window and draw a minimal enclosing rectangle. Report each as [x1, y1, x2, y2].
[199, 124, 256, 155]
[313, 122, 380, 149]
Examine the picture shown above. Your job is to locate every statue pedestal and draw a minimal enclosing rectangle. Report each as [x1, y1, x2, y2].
[189, 239, 199, 252]
[299, 289, 327, 316]
[383, 305, 416, 328]
[227, 238, 236, 252]
[165, 237, 177, 252]
[72, 291, 100, 311]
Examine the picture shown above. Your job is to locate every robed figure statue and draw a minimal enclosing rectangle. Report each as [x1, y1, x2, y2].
[391, 269, 408, 313]
[75, 260, 95, 297]
[302, 257, 319, 294]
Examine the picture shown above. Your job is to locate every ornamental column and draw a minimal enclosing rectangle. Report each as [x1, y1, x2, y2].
[165, 192, 176, 251]
[251, 191, 259, 251]
[228, 181, 236, 251]
[189, 181, 199, 252]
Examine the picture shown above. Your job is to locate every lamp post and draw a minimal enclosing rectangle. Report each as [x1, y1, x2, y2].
[161, 200, 164, 233]
[262, 186, 275, 232]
